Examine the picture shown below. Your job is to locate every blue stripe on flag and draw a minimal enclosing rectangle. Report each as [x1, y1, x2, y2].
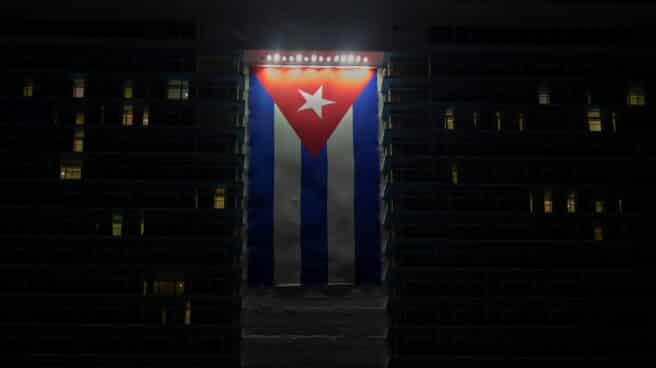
[353, 73, 381, 284]
[301, 146, 328, 285]
[247, 76, 274, 286]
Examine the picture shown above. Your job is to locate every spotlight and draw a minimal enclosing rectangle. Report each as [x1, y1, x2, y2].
[282, 56, 287, 62]
[319, 56, 324, 62]
[304, 56, 309, 62]
[355, 55, 361, 63]
[266, 54, 272, 61]
[363, 56, 368, 63]
[311, 54, 317, 62]
[296, 54, 302, 62]
[273, 53, 280, 62]
[289, 56, 295, 62]
[327, 56, 332, 62]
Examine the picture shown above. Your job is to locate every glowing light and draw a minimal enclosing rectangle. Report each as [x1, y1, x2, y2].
[363, 56, 368, 63]
[355, 55, 361, 63]
[304, 56, 309, 62]
[311, 54, 317, 62]
[341, 55, 347, 63]
[327, 56, 331, 62]
[296, 54, 303, 62]
[266, 54, 272, 61]
[347, 54, 354, 63]
[273, 53, 280, 62]
[319, 56, 324, 62]
[282, 56, 287, 61]
[289, 56, 295, 62]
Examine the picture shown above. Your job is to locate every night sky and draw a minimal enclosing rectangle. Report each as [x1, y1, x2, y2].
[2, 1, 655, 49]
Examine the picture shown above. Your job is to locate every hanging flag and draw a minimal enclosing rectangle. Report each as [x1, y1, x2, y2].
[248, 66, 380, 286]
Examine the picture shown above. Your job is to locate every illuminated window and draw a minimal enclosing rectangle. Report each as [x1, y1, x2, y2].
[214, 187, 226, 209]
[627, 85, 646, 106]
[123, 81, 133, 99]
[112, 213, 123, 237]
[23, 79, 34, 97]
[153, 280, 185, 296]
[122, 105, 134, 126]
[538, 86, 550, 105]
[473, 112, 478, 128]
[60, 160, 82, 180]
[184, 301, 191, 326]
[167, 80, 189, 100]
[72, 129, 84, 153]
[73, 78, 85, 98]
[518, 112, 525, 131]
[595, 200, 605, 214]
[496, 112, 502, 131]
[544, 191, 553, 214]
[75, 112, 85, 126]
[567, 191, 576, 213]
[451, 163, 459, 185]
[445, 109, 455, 130]
[587, 109, 602, 132]
[594, 223, 603, 241]
[142, 105, 149, 126]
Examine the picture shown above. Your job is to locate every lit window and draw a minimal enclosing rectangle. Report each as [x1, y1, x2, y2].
[214, 187, 226, 209]
[595, 200, 605, 214]
[473, 112, 478, 128]
[538, 86, 550, 105]
[587, 109, 602, 132]
[60, 161, 82, 180]
[518, 113, 525, 131]
[185, 301, 192, 326]
[167, 80, 189, 100]
[123, 81, 133, 99]
[122, 105, 134, 126]
[627, 85, 646, 106]
[75, 112, 85, 126]
[142, 105, 149, 126]
[153, 280, 185, 296]
[445, 109, 455, 130]
[496, 112, 502, 131]
[112, 213, 123, 237]
[72, 129, 84, 153]
[544, 191, 553, 214]
[594, 223, 603, 241]
[23, 79, 34, 97]
[451, 163, 458, 185]
[567, 191, 576, 213]
[73, 78, 85, 98]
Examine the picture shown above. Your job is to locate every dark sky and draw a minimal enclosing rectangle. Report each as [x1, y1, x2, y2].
[2, 1, 655, 49]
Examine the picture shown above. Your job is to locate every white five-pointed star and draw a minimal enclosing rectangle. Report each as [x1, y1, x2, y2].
[297, 85, 335, 119]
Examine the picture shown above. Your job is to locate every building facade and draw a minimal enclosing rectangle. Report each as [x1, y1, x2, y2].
[0, 16, 655, 367]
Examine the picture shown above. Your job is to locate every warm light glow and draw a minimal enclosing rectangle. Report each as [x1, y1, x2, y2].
[318, 56, 324, 62]
[273, 53, 280, 62]
[304, 56, 309, 62]
[311, 54, 317, 62]
[266, 54, 272, 61]
[348, 54, 355, 63]
[363, 56, 368, 63]
[296, 54, 303, 62]
[355, 55, 361, 63]
[289, 56, 295, 62]
[326, 56, 331, 62]
[282, 56, 287, 61]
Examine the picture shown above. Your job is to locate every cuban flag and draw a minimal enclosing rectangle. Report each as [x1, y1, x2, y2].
[247, 66, 380, 286]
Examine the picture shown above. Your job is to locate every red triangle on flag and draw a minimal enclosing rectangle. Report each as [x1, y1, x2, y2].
[255, 67, 375, 156]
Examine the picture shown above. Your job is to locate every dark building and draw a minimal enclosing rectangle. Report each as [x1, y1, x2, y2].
[1, 2, 655, 367]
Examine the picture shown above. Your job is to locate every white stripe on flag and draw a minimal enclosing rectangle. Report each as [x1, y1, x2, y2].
[326, 107, 355, 283]
[273, 105, 302, 285]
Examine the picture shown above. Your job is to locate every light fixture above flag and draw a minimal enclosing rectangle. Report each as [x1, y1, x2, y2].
[244, 50, 383, 67]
